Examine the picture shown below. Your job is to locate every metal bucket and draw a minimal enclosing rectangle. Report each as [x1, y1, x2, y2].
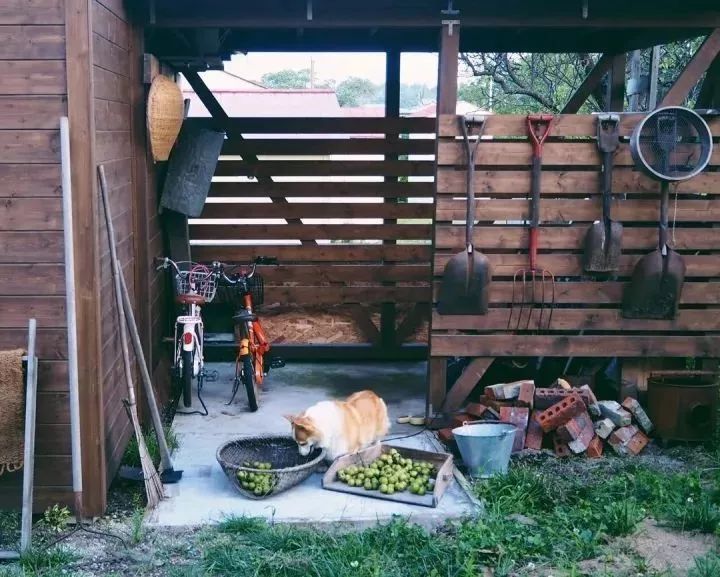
[452, 422, 517, 478]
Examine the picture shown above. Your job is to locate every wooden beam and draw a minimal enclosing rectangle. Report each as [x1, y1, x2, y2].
[608, 52, 626, 112]
[443, 358, 494, 414]
[561, 53, 615, 113]
[381, 49, 401, 350]
[426, 357, 447, 419]
[696, 53, 720, 108]
[395, 304, 428, 344]
[65, 0, 107, 517]
[182, 70, 314, 247]
[348, 305, 381, 345]
[661, 28, 720, 107]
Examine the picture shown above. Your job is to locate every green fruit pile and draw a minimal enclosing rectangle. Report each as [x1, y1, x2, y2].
[236, 461, 277, 496]
[337, 449, 436, 496]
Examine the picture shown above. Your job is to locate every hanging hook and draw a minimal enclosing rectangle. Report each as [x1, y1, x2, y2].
[441, 0, 460, 35]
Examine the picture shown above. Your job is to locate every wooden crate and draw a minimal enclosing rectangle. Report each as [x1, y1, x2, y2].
[322, 443, 454, 508]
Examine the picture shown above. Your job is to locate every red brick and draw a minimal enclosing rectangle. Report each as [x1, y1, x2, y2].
[558, 411, 593, 442]
[500, 406, 530, 453]
[534, 388, 592, 410]
[438, 428, 454, 444]
[586, 435, 603, 458]
[485, 381, 526, 401]
[608, 425, 640, 455]
[450, 413, 473, 429]
[524, 411, 544, 451]
[517, 381, 536, 408]
[486, 398, 515, 413]
[553, 434, 571, 458]
[484, 407, 500, 420]
[621, 397, 654, 434]
[626, 431, 650, 456]
[465, 403, 488, 419]
[568, 416, 595, 454]
[580, 385, 601, 417]
[537, 393, 585, 433]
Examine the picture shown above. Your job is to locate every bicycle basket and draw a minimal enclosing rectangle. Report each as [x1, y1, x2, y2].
[174, 265, 218, 303]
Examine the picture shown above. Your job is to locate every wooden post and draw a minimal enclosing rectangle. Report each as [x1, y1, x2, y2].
[696, 53, 720, 108]
[648, 46, 661, 110]
[607, 53, 626, 112]
[381, 49, 401, 350]
[65, 0, 107, 516]
[661, 28, 720, 107]
[561, 53, 615, 113]
[427, 22, 459, 417]
[628, 50, 642, 111]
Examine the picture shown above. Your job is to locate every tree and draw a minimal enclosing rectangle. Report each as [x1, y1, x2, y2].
[261, 69, 312, 89]
[458, 37, 706, 114]
[336, 77, 378, 107]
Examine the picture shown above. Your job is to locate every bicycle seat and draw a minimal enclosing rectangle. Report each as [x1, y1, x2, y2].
[176, 294, 206, 306]
[233, 311, 257, 323]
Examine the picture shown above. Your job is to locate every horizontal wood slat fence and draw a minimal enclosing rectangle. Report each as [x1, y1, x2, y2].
[431, 113, 720, 360]
[188, 116, 435, 346]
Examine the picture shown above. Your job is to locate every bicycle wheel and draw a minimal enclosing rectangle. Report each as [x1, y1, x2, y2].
[181, 349, 193, 407]
[242, 356, 258, 412]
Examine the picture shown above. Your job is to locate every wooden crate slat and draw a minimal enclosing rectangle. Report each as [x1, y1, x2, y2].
[431, 335, 720, 358]
[190, 223, 432, 241]
[214, 159, 434, 178]
[245, 264, 431, 283]
[434, 197, 720, 223]
[264, 285, 431, 305]
[432, 309, 720, 332]
[200, 202, 433, 220]
[222, 137, 435, 156]
[432, 254, 720, 278]
[209, 181, 435, 198]
[437, 113, 720, 138]
[436, 169, 720, 196]
[185, 116, 436, 134]
[191, 244, 432, 263]
[435, 225, 720, 251]
[430, 281, 720, 305]
[436, 140, 720, 167]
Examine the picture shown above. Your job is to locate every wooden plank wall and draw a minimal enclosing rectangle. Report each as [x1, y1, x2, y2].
[432, 113, 720, 359]
[188, 116, 434, 343]
[0, 0, 73, 511]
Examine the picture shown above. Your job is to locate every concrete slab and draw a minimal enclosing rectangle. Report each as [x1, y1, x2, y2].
[148, 362, 478, 528]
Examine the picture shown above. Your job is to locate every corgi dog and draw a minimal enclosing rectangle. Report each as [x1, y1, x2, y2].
[285, 390, 391, 461]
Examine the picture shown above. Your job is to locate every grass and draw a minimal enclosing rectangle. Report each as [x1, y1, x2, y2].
[689, 552, 720, 577]
[121, 424, 179, 469]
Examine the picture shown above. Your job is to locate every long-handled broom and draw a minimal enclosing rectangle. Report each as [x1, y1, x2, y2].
[98, 165, 164, 509]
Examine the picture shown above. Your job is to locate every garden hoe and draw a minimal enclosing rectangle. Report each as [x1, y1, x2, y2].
[437, 114, 491, 315]
[583, 113, 622, 273]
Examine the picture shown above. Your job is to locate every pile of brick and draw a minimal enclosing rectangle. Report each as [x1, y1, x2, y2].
[438, 380, 654, 459]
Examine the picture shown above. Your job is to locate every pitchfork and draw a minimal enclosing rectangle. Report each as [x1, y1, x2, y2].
[508, 114, 556, 331]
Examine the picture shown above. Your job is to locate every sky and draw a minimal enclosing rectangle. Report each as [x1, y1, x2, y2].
[223, 52, 444, 86]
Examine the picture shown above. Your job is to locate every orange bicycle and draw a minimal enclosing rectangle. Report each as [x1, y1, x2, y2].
[216, 257, 284, 411]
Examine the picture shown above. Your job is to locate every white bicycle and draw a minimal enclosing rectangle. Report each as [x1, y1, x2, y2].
[156, 257, 221, 412]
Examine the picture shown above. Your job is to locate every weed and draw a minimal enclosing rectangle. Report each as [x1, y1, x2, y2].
[0, 511, 20, 547]
[216, 515, 267, 534]
[42, 504, 70, 534]
[130, 507, 145, 545]
[602, 499, 644, 536]
[20, 546, 75, 575]
[663, 494, 720, 533]
[689, 552, 720, 577]
[122, 425, 179, 469]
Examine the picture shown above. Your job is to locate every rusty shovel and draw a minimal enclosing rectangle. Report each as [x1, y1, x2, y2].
[437, 115, 492, 316]
[583, 114, 622, 273]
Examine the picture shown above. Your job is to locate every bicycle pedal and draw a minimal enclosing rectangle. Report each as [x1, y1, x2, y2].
[203, 370, 219, 382]
[270, 358, 285, 369]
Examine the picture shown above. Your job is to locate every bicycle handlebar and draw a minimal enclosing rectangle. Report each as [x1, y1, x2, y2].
[156, 256, 278, 284]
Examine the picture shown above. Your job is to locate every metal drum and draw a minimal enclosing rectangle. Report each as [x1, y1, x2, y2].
[647, 371, 718, 442]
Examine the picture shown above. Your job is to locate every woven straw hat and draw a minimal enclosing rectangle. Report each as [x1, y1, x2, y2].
[146, 75, 184, 162]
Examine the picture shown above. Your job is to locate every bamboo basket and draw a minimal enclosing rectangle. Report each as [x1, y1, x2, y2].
[146, 75, 184, 162]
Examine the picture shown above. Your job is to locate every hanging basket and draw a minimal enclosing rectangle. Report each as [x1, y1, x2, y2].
[146, 75, 184, 162]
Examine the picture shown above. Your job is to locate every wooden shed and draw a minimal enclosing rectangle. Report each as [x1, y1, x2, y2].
[1, 0, 719, 516]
